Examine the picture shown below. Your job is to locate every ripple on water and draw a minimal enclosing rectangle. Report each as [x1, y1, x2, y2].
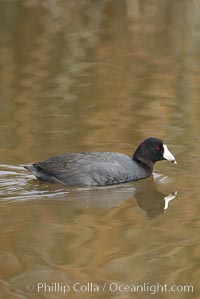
[0, 164, 69, 202]
[153, 171, 172, 184]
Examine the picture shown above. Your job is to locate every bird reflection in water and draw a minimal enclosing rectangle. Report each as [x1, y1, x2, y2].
[68, 177, 177, 219]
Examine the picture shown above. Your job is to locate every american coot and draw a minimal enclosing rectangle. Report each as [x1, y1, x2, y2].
[24, 137, 177, 186]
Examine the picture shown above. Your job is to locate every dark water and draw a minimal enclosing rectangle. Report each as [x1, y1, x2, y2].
[0, 1, 199, 298]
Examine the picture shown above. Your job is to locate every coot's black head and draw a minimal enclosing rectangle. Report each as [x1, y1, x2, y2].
[133, 137, 177, 169]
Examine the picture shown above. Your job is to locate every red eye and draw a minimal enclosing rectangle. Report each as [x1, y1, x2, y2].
[156, 146, 161, 151]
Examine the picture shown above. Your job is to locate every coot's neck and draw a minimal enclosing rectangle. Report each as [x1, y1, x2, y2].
[132, 147, 154, 171]
[133, 156, 154, 171]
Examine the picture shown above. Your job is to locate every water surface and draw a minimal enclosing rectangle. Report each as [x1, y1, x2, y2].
[0, 1, 199, 298]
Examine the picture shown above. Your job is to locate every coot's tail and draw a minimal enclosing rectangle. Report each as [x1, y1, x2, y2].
[23, 164, 62, 184]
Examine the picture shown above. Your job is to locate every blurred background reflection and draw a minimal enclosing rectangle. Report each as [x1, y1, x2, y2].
[0, 1, 199, 298]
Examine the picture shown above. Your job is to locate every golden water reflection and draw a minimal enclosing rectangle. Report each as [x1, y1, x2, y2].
[0, 1, 199, 298]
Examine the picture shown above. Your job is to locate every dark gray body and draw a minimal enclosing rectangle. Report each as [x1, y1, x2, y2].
[24, 152, 152, 186]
